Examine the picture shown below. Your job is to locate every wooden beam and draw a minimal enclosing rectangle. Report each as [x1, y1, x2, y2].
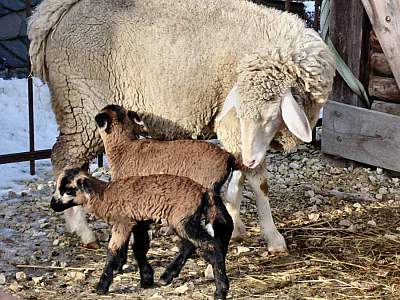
[369, 76, 400, 103]
[330, 0, 371, 107]
[370, 52, 393, 77]
[361, 0, 400, 89]
[322, 101, 400, 172]
[371, 100, 400, 116]
[0, 150, 52, 165]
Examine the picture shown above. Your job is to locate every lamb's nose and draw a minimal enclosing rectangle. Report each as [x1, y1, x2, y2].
[245, 159, 256, 168]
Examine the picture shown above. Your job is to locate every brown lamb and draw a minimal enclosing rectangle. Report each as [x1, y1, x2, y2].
[51, 167, 233, 300]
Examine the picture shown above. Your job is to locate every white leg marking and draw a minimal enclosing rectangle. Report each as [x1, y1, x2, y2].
[225, 170, 246, 240]
[246, 167, 288, 254]
[64, 206, 96, 244]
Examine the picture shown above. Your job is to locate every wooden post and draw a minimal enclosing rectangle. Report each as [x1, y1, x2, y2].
[329, 0, 371, 108]
[285, 0, 290, 11]
[361, 0, 400, 89]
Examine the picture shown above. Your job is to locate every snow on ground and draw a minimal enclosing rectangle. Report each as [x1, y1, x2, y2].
[0, 78, 57, 194]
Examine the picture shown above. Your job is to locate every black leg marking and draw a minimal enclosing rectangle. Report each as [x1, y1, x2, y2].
[114, 239, 130, 273]
[132, 221, 154, 288]
[96, 249, 120, 294]
[159, 239, 196, 285]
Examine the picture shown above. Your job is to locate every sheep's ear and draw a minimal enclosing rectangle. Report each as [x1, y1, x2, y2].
[76, 178, 94, 195]
[127, 110, 145, 126]
[281, 90, 312, 143]
[216, 86, 239, 121]
[95, 112, 111, 131]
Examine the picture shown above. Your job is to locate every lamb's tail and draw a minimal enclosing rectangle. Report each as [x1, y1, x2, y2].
[28, 0, 81, 82]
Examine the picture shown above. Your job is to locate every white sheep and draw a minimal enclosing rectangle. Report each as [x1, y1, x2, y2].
[28, 0, 336, 253]
[51, 166, 233, 299]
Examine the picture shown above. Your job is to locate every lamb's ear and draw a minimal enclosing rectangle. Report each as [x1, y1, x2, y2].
[95, 112, 111, 131]
[80, 162, 90, 173]
[76, 178, 94, 195]
[127, 110, 145, 126]
[281, 90, 312, 143]
[216, 86, 239, 121]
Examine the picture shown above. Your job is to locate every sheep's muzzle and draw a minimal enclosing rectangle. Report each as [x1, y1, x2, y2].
[50, 197, 77, 212]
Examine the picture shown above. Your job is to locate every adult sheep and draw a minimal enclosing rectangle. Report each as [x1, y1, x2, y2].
[28, 0, 335, 253]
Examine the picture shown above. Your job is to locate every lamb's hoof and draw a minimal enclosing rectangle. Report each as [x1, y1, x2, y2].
[159, 273, 173, 286]
[81, 241, 101, 250]
[158, 278, 170, 286]
[140, 279, 154, 289]
[95, 283, 109, 295]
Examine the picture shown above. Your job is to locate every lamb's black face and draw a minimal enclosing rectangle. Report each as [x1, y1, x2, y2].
[51, 168, 81, 212]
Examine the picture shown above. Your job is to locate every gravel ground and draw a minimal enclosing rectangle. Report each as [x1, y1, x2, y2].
[1, 145, 400, 299]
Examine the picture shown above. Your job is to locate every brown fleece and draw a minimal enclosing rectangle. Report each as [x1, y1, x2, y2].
[74, 174, 207, 253]
[99, 107, 240, 189]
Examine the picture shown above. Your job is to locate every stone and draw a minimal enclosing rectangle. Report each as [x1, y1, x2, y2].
[367, 220, 376, 227]
[304, 190, 315, 198]
[0, 273, 6, 285]
[376, 168, 383, 175]
[204, 264, 214, 281]
[32, 276, 43, 285]
[53, 239, 60, 246]
[307, 213, 320, 222]
[289, 162, 300, 169]
[378, 187, 388, 195]
[174, 283, 189, 294]
[237, 246, 250, 254]
[375, 194, 383, 200]
[339, 219, 352, 227]
[15, 271, 26, 282]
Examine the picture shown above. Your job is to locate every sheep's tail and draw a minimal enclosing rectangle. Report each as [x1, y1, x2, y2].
[28, 0, 81, 82]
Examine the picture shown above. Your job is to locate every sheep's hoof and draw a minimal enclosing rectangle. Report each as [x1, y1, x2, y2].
[230, 227, 247, 242]
[95, 284, 109, 295]
[264, 232, 289, 256]
[158, 277, 171, 286]
[81, 241, 101, 250]
[140, 280, 154, 289]
[268, 245, 289, 256]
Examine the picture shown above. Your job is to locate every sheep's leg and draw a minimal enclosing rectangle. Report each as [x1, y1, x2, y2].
[213, 204, 234, 258]
[245, 167, 288, 255]
[224, 170, 246, 241]
[52, 128, 104, 249]
[132, 221, 154, 288]
[114, 239, 130, 273]
[97, 223, 132, 294]
[159, 239, 196, 285]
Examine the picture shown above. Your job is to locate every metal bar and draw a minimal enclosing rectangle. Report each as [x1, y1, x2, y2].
[314, 0, 321, 30]
[26, 0, 35, 175]
[285, 0, 291, 11]
[0, 150, 52, 165]
[97, 154, 104, 168]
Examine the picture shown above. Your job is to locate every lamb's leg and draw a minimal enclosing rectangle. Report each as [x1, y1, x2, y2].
[184, 224, 229, 300]
[213, 204, 234, 258]
[245, 166, 288, 255]
[159, 239, 196, 285]
[132, 221, 154, 288]
[224, 170, 246, 241]
[96, 223, 132, 294]
[63, 206, 98, 248]
[114, 239, 129, 273]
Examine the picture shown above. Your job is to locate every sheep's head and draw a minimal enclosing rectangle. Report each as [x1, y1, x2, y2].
[51, 164, 94, 212]
[95, 105, 148, 142]
[217, 86, 312, 168]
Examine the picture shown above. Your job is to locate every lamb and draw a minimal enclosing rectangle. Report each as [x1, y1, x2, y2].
[51, 166, 233, 300]
[28, 0, 336, 251]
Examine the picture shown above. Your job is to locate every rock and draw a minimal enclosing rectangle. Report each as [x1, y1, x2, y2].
[37, 184, 45, 191]
[204, 264, 214, 281]
[289, 162, 300, 169]
[0, 273, 6, 285]
[32, 276, 43, 285]
[375, 194, 383, 200]
[15, 272, 26, 282]
[369, 176, 376, 184]
[392, 178, 399, 184]
[353, 203, 362, 209]
[378, 187, 388, 195]
[376, 168, 383, 175]
[66, 271, 86, 282]
[237, 246, 250, 254]
[367, 220, 377, 227]
[53, 239, 60, 246]
[60, 262, 68, 268]
[396, 227, 400, 232]
[174, 283, 190, 294]
[304, 190, 315, 198]
[307, 213, 320, 222]
[8, 190, 18, 199]
[9, 281, 20, 292]
[339, 219, 352, 227]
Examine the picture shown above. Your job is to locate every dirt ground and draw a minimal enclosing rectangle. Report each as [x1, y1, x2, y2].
[1, 145, 400, 299]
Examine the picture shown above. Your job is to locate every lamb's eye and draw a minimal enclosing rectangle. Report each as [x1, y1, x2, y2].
[65, 188, 76, 196]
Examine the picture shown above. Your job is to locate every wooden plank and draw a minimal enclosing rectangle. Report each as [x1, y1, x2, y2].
[370, 52, 393, 77]
[0, 149, 51, 165]
[371, 100, 400, 116]
[322, 101, 400, 172]
[361, 0, 400, 89]
[330, 0, 370, 107]
[369, 76, 400, 103]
